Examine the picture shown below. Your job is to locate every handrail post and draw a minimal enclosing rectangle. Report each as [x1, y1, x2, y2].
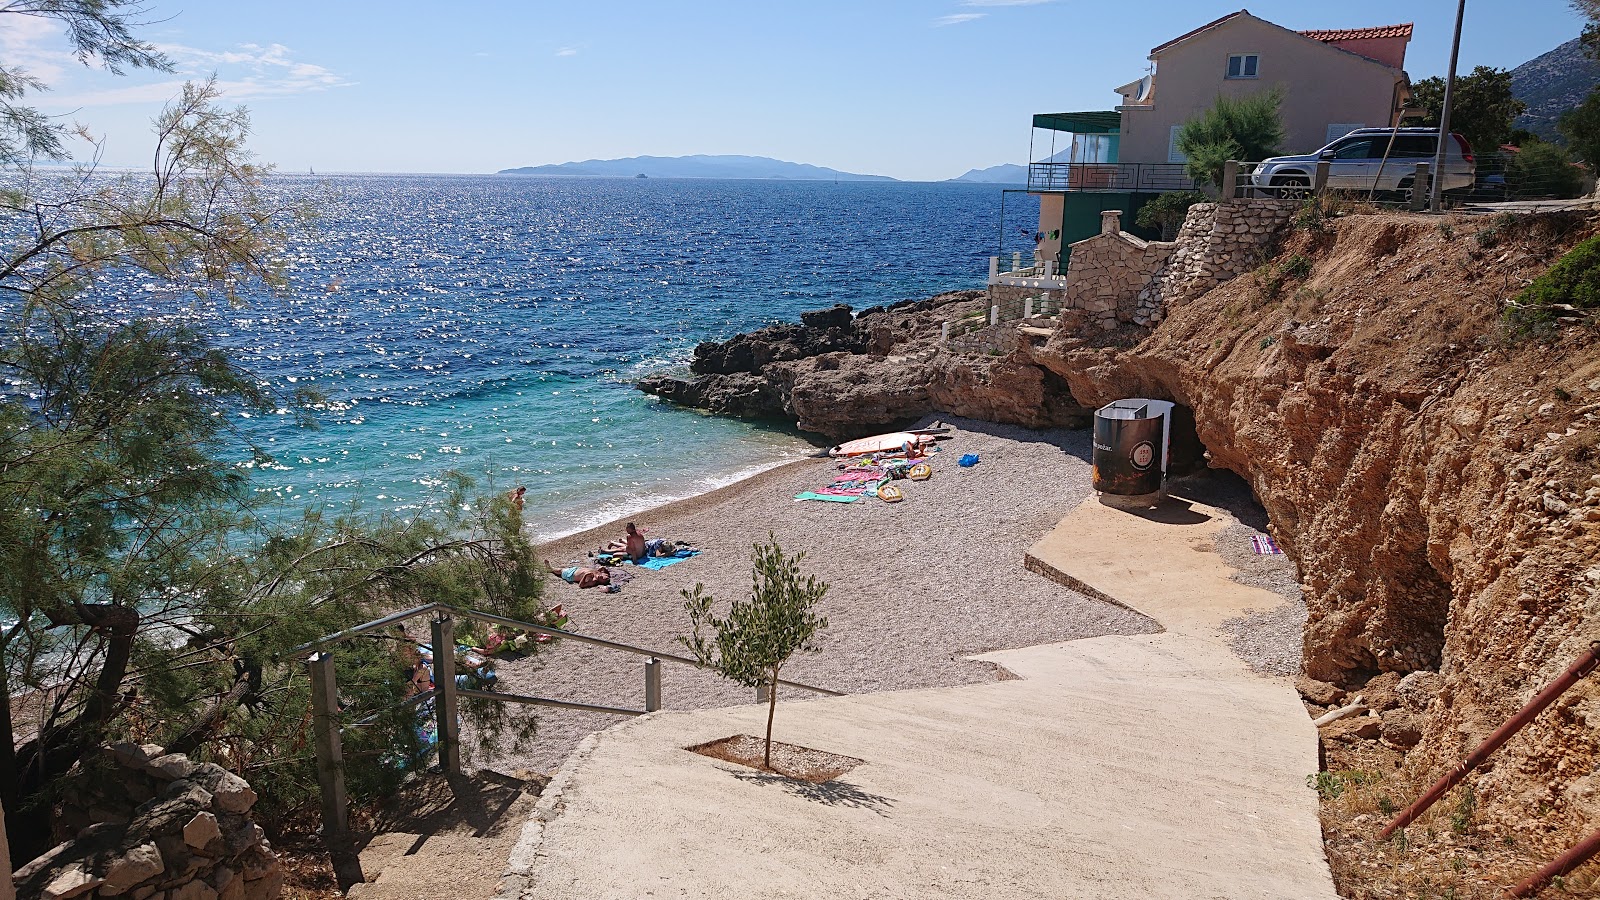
[1222, 160, 1240, 202]
[308, 652, 362, 890]
[432, 616, 462, 776]
[988, 256, 999, 282]
[1011, 251, 1021, 272]
[1313, 160, 1331, 194]
[989, 305, 999, 326]
[644, 657, 662, 712]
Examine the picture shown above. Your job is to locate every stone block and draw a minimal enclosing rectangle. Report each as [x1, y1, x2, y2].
[183, 812, 223, 852]
[45, 865, 105, 900]
[208, 774, 257, 815]
[168, 881, 218, 900]
[147, 756, 197, 782]
[241, 870, 282, 900]
[103, 843, 166, 894]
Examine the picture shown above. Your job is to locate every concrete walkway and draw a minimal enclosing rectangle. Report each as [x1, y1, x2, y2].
[499, 495, 1337, 900]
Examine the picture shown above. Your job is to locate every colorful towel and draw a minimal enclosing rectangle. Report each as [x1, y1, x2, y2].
[795, 491, 859, 503]
[1251, 535, 1284, 555]
[636, 551, 699, 570]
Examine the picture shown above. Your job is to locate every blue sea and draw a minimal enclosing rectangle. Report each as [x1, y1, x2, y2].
[148, 175, 1039, 540]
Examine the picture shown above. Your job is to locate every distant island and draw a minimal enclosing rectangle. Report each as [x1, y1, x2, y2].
[497, 154, 896, 181]
[946, 163, 1028, 184]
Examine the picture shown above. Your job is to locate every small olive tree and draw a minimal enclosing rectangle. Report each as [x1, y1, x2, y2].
[1176, 89, 1285, 188]
[681, 536, 829, 769]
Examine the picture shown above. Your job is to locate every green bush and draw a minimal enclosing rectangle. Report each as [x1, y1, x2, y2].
[1134, 190, 1207, 240]
[1506, 233, 1600, 333]
[1504, 141, 1585, 199]
[1176, 90, 1285, 188]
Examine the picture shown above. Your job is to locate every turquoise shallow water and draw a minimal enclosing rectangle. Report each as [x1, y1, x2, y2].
[128, 175, 1039, 539]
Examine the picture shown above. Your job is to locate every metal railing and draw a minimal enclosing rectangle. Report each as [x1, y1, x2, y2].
[1028, 161, 1199, 193]
[292, 601, 842, 886]
[990, 250, 1053, 280]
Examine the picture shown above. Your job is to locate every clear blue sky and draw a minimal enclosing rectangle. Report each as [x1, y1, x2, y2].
[2, 1, 1586, 181]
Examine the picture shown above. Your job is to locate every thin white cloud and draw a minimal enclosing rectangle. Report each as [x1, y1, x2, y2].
[555, 47, 579, 57]
[934, 13, 985, 25]
[46, 41, 353, 106]
[0, 14, 73, 84]
[474, 51, 491, 58]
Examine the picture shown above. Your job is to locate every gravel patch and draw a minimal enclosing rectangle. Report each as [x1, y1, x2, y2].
[472, 416, 1159, 774]
[1209, 512, 1305, 677]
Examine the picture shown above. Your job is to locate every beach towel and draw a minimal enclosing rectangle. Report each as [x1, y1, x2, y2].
[1251, 535, 1284, 555]
[636, 550, 699, 570]
[795, 491, 859, 503]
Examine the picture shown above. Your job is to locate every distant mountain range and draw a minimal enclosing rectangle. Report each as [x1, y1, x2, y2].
[497, 154, 896, 181]
[946, 163, 1027, 184]
[1511, 37, 1600, 141]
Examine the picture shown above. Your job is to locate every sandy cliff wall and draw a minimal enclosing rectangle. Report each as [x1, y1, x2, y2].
[1024, 210, 1600, 844]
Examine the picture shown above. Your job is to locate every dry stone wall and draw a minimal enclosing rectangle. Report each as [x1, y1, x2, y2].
[1057, 213, 1177, 331]
[1134, 200, 1298, 325]
[13, 745, 280, 900]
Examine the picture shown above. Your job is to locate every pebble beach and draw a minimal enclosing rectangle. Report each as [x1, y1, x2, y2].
[477, 415, 1303, 775]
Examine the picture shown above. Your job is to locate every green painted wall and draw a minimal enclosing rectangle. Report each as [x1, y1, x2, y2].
[1049, 192, 1164, 265]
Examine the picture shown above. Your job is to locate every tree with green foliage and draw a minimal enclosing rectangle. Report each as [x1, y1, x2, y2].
[1560, 88, 1600, 171]
[1176, 90, 1285, 188]
[681, 536, 829, 770]
[1410, 67, 1525, 155]
[1135, 190, 1206, 240]
[1504, 140, 1584, 199]
[0, 0, 548, 866]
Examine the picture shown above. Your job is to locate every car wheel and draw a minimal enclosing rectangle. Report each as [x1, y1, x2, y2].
[1395, 177, 1415, 206]
[1271, 175, 1310, 199]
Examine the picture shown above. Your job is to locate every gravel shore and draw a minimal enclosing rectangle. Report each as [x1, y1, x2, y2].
[476, 416, 1160, 774]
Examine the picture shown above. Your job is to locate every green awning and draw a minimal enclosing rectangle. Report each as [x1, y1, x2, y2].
[1031, 111, 1121, 134]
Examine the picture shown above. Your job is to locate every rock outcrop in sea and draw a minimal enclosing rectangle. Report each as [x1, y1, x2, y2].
[638, 294, 1085, 440]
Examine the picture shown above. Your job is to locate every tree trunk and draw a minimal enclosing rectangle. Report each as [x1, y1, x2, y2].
[166, 660, 259, 757]
[764, 666, 778, 771]
[9, 603, 139, 865]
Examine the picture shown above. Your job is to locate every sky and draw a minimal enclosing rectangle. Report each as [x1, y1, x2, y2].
[0, 1, 1588, 181]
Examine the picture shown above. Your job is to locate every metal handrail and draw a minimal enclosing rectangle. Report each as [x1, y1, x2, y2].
[1027, 161, 1198, 193]
[291, 600, 843, 697]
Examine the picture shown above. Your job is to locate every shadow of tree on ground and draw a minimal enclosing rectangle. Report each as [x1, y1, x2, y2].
[724, 767, 896, 817]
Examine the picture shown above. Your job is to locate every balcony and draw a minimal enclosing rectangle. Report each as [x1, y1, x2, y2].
[1027, 162, 1199, 193]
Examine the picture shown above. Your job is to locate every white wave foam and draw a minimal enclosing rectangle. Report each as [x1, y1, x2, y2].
[527, 450, 814, 543]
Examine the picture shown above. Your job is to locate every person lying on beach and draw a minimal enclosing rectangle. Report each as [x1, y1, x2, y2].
[600, 522, 648, 562]
[544, 560, 612, 589]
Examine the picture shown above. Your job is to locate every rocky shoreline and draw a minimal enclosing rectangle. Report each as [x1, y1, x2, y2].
[636, 291, 1086, 440]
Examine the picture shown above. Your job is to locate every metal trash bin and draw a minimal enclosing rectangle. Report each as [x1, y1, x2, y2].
[1092, 399, 1174, 495]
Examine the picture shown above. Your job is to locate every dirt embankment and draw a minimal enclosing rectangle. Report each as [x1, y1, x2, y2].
[1025, 209, 1600, 893]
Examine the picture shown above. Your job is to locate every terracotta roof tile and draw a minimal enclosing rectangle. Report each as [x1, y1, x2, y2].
[1299, 23, 1414, 42]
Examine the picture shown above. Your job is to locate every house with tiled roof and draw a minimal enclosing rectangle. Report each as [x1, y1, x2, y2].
[1015, 10, 1413, 269]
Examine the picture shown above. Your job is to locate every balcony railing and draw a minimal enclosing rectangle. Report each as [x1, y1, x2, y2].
[1027, 161, 1199, 193]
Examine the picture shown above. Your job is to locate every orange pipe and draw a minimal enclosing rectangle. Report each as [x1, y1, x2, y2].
[1505, 828, 1600, 898]
[1380, 642, 1600, 840]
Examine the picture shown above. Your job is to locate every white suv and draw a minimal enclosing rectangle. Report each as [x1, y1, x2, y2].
[1250, 128, 1476, 196]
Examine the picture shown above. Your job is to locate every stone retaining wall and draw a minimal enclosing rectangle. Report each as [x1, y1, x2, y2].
[13, 745, 281, 900]
[1058, 210, 1178, 331]
[1135, 199, 1297, 322]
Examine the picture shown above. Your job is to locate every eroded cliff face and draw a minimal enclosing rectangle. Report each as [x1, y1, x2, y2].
[1023, 211, 1600, 845]
[643, 207, 1600, 853]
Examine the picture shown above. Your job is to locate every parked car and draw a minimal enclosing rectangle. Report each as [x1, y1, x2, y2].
[1249, 128, 1476, 197]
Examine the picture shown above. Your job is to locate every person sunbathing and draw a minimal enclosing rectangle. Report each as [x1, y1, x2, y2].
[601, 522, 648, 562]
[544, 560, 612, 589]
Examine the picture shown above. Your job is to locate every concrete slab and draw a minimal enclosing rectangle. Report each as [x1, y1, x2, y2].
[504, 496, 1336, 899]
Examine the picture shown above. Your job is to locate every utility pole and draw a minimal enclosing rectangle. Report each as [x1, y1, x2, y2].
[1429, 0, 1467, 213]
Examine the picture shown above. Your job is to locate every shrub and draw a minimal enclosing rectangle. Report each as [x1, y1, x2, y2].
[1506, 233, 1600, 333]
[1504, 141, 1585, 199]
[1135, 190, 1207, 240]
[1177, 90, 1286, 188]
